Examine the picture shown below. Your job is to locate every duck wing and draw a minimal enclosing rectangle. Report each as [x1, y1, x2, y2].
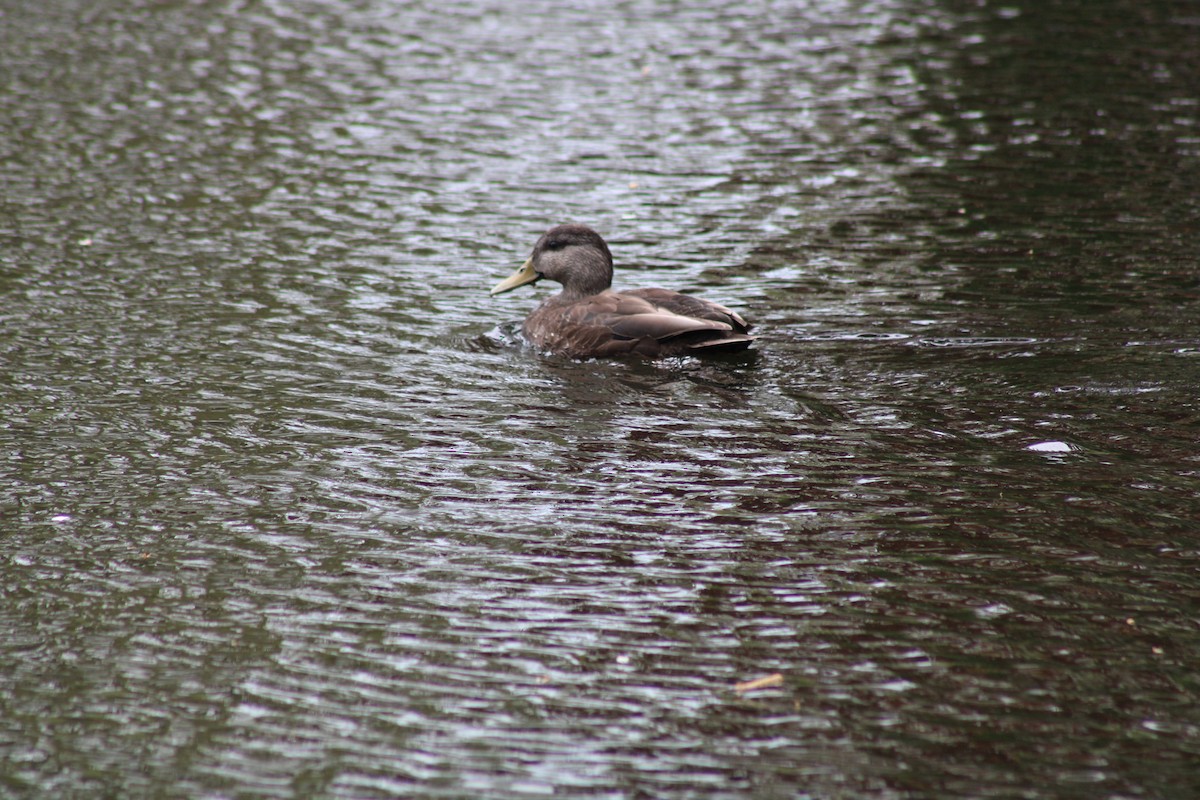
[524, 289, 754, 358]
[623, 288, 750, 332]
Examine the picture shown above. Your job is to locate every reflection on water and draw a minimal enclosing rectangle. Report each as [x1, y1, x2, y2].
[2, 0, 1198, 797]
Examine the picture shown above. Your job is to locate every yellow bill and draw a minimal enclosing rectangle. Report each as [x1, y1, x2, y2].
[490, 258, 540, 295]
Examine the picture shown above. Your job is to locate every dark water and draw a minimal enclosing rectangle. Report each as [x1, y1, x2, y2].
[2, 0, 1199, 797]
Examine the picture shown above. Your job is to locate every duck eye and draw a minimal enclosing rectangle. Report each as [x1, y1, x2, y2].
[546, 239, 567, 251]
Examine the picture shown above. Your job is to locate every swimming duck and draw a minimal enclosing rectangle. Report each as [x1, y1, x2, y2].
[491, 224, 754, 358]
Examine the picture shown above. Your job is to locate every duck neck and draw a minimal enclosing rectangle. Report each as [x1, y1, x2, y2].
[558, 249, 613, 299]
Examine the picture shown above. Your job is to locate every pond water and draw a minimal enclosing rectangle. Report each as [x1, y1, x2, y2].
[2, 0, 1198, 797]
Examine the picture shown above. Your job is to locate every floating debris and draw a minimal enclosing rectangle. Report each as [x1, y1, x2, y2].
[1026, 440, 1075, 453]
[734, 673, 784, 693]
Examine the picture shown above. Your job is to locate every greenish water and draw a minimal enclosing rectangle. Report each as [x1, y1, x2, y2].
[2, 1, 1198, 797]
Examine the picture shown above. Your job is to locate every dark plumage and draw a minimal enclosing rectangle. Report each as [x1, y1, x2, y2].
[491, 224, 754, 359]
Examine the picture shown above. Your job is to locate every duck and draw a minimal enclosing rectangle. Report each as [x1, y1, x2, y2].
[491, 224, 754, 359]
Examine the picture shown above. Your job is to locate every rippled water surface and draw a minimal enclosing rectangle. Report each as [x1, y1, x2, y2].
[3, 0, 1199, 797]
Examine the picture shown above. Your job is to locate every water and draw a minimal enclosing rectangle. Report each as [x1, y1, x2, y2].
[2, 0, 1199, 797]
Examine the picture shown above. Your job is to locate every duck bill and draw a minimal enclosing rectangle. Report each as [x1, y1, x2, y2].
[490, 258, 540, 295]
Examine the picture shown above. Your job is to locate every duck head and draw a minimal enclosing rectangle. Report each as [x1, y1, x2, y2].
[491, 224, 614, 299]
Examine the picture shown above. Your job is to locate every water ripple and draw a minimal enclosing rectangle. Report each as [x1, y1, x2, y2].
[2, 0, 1199, 798]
